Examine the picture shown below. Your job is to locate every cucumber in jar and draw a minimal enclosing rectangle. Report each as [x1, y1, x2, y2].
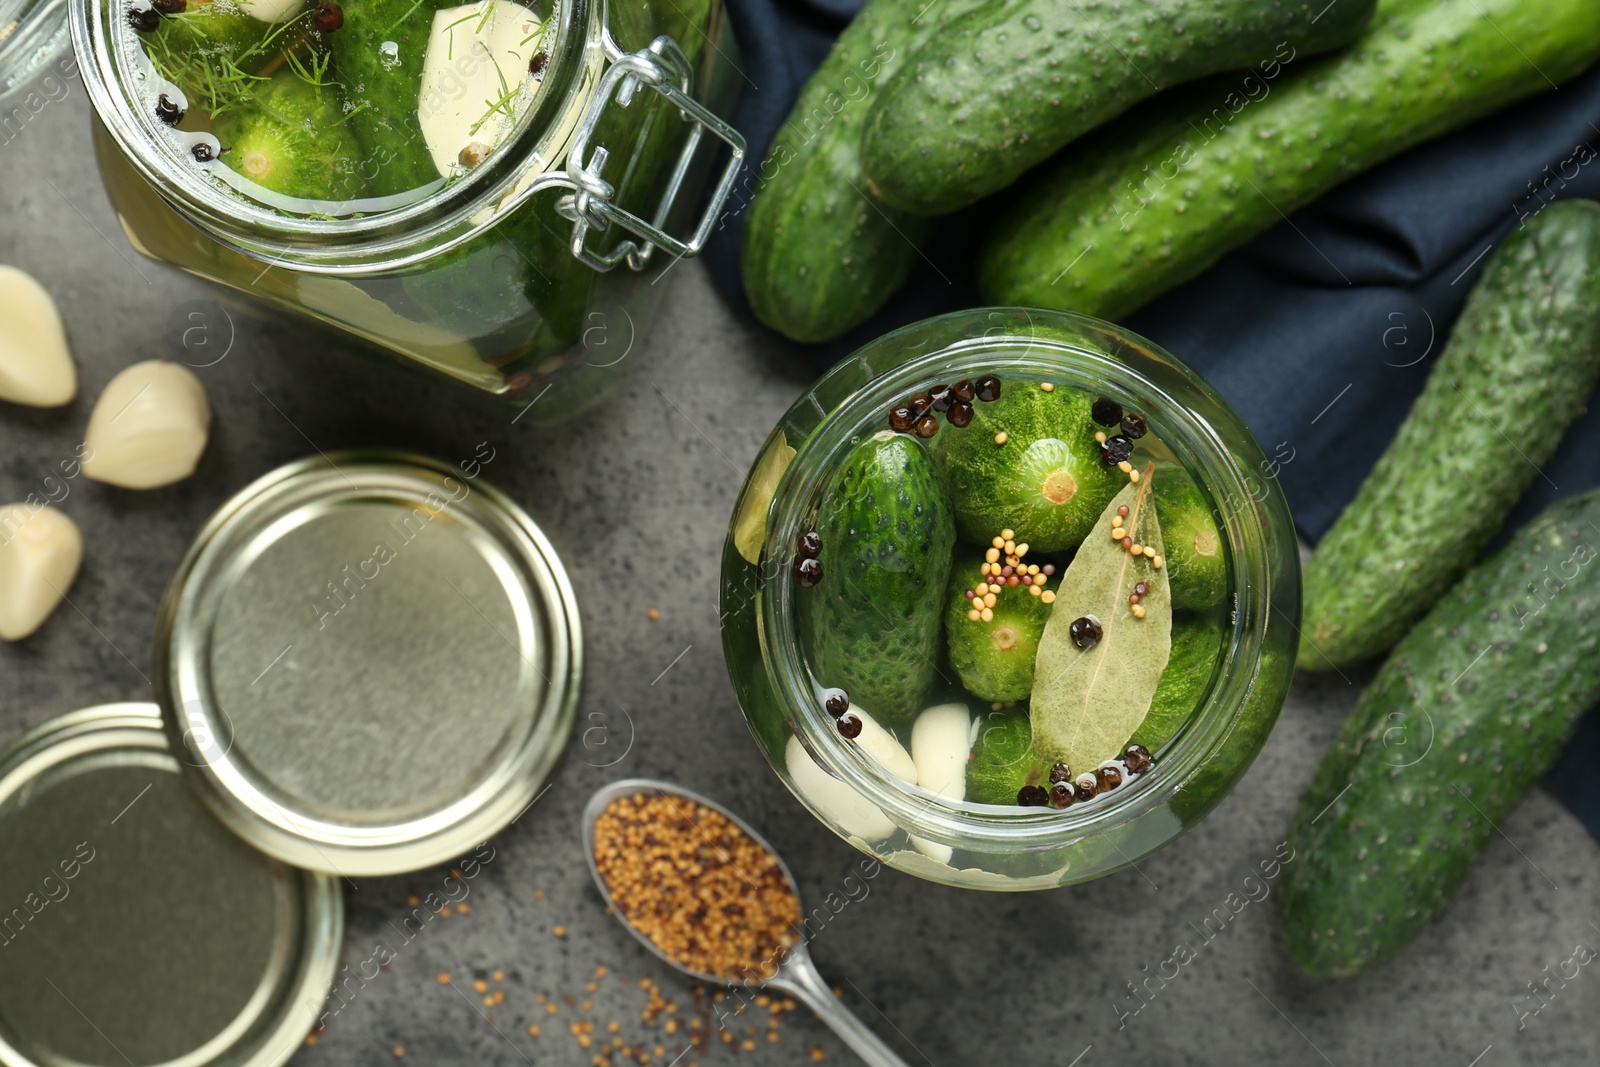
[211, 73, 364, 199]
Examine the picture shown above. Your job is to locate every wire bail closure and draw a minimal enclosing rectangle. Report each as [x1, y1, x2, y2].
[557, 36, 746, 272]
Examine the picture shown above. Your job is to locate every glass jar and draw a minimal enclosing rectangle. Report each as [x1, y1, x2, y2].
[719, 308, 1301, 891]
[72, 0, 744, 412]
[1, 0, 68, 103]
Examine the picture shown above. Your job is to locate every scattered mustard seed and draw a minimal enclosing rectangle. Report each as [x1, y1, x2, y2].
[994, 432, 1008, 445]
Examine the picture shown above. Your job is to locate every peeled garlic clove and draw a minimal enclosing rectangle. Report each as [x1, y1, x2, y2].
[82, 361, 211, 489]
[786, 736, 895, 842]
[0, 505, 83, 641]
[909, 703, 971, 864]
[0, 266, 76, 407]
[237, 0, 305, 21]
[848, 704, 918, 783]
[910, 703, 971, 801]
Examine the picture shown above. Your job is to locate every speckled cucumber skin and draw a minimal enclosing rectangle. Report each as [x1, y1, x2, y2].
[945, 558, 1052, 702]
[329, 0, 451, 197]
[979, 0, 1600, 320]
[1132, 611, 1223, 752]
[1300, 200, 1600, 670]
[799, 433, 956, 729]
[1281, 489, 1600, 979]
[1154, 465, 1226, 611]
[862, 0, 1375, 216]
[741, 0, 984, 342]
[933, 383, 1122, 551]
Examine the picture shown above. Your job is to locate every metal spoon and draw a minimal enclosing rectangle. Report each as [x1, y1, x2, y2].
[582, 778, 911, 1067]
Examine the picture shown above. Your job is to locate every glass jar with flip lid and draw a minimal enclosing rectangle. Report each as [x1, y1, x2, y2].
[71, 0, 744, 407]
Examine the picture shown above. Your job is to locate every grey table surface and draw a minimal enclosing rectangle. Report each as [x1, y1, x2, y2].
[5, 85, 1600, 1067]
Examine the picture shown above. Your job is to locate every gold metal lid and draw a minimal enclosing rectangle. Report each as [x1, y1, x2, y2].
[155, 451, 581, 877]
[0, 704, 341, 1067]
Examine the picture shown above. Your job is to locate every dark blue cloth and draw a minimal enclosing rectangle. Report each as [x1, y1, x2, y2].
[708, 0, 1600, 838]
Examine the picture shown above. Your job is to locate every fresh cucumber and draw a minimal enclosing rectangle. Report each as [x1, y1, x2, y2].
[1153, 464, 1226, 611]
[945, 558, 1052, 702]
[932, 381, 1122, 552]
[1301, 200, 1600, 670]
[799, 431, 956, 729]
[1282, 488, 1600, 978]
[1132, 611, 1224, 753]
[740, 0, 984, 342]
[327, 0, 448, 197]
[861, 0, 1375, 216]
[212, 73, 364, 199]
[980, 0, 1600, 320]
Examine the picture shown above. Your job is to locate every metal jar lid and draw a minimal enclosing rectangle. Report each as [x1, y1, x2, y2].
[155, 451, 581, 876]
[0, 704, 341, 1067]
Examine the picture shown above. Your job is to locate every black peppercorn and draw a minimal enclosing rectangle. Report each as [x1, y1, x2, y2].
[797, 531, 822, 558]
[914, 414, 939, 439]
[127, 4, 161, 31]
[836, 712, 862, 739]
[154, 93, 183, 126]
[888, 405, 915, 433]
[794, 557, 823, 587]
[1134, 581, 1149, 596]
[529, 51, 548, 75]
[313, 0, 344, 30]
[908, 394, 933, 419]
[929, 384, 953, 412]
[1124, 744, 1153, 774]
[1050, 781, 1075, 807]
[1017, 784, 1050, 807]
[1097, 765, 1124, 791]
[1069, 615, 1102, 650]
[1101, 434, 1134, 465]
[975, 376, 1002, 402]
[1091, 397, 1123, 426]
[1048, 761, 1072, 783]
[823, 689, 849, 717]
[1074, 773, 1098, 802]
[191, 142, 215, 163]
[952, 379, 976, 403]
[1120, 412, 1148, 439]
[947, 401, 974, 428]
[151, 0, 185, 12]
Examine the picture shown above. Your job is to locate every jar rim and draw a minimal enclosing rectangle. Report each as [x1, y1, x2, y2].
[755, 307, 1296, 860]
[69, 0, 597, 272]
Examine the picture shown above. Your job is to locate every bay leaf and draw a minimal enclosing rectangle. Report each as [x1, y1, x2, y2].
[733, 428, 796, 564]
[1031, 464, 1173, 769]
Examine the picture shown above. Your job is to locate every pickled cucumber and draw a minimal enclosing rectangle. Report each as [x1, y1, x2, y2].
[799, 432, 956, 730]
[144, 2, 292, 115]
[1153, 465, 1226, 610]
[965, 708, 1047, 805]
[1131, 612, 1224, 753]
[934, 382, 1122, 552]
[212, 73, 364, 199]
[945, 558, 1051, 702]
[328, 0, 449, 196]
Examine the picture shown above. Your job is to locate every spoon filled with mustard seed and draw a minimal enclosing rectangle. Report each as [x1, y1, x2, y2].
[583, 779, 911, 1067]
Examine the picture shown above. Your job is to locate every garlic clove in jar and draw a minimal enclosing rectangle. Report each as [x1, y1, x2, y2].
[0, 505, 83, 641]
[236, 0, 306, 22]
[0, 266, 77, 407]
[81, 361, 211, 489]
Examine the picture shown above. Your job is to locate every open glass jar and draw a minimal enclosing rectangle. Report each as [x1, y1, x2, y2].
[720, 309, 1301, 891]
[1, 0, 68, 102]
[72, 0, 743, 409]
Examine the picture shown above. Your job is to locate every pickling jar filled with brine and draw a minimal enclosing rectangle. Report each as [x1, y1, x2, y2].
[71, 0, 744, 409]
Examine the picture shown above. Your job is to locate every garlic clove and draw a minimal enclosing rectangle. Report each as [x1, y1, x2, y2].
[418, 0, 544, 178]
[847, 704, 918, 783]
[0, 505, 83, 641]
[81, 361, 211, 489]
[786, 736, 895, 842]
[0, 266, 77, 407]
[909, 703, 971, 864]
[237, 0, 306, 22]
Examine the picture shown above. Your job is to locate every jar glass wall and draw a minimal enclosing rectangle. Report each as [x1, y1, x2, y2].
[73, 0, 743, 410]
[1, 0, 68, 104]
[720, 309, 1301, 891]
